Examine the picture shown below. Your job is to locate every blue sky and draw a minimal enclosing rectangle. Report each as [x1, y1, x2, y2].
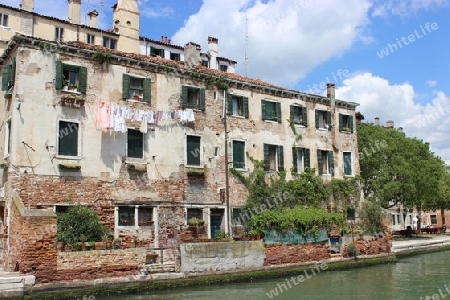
[3, 0, 450, 162]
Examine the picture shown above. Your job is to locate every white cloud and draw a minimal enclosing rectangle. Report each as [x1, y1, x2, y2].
[171, 0, 372, 86]
[141, 5, 174, 18]
[372, 0, 449, 17]
[335, 73, 450, 161]
[426, 80, 437, 87]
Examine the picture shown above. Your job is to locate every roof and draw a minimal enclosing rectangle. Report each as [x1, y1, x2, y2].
[139, 36, 184, 51]
[1, 34, 359, 109]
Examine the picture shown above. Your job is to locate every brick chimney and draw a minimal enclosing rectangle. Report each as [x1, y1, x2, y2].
[386, 120, 394, 128]
[208, 36, 218, 70]
[68, 0, 82, 24]
[20, 0, 34, 12]
[87, 10, 99, 28]
[326, 83, 335, 99]
[184, 42, 201, 68]
[375, 117, 380, 126]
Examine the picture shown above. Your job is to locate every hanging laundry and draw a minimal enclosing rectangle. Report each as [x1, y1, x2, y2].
[96, 98, 111, 130]
[140, 114, 148, 133]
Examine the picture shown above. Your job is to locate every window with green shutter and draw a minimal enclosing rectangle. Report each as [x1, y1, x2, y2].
[181, 86, 205, 111]
[187, 135, 201, 166]
[1, 64, 12, 91]
[290, 105, 307, 126]
[127, 129, 144, 159]
[58, 121, 79, 157]
[343, 152, 352, 175]
[262, 100, 281, 122]
[315, 110, 331, 130]
[122, 74, 151, 103]
[232, 140, 246, 169]
[227, 94, 249, 118]
[150, 46, 164, 58]
[264, 143, 283, 171]
[293, 147, 310, 173]
[339, 113, 354, 133]
[55, 61, 87, 93]
[170, 52, 181, 61]
[317, 149, 333, 175]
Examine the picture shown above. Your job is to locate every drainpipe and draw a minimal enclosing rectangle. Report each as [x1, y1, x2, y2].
[223, 89, 231, 236]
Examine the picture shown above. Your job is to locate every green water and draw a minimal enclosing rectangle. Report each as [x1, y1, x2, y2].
[97, 251, 450, 300]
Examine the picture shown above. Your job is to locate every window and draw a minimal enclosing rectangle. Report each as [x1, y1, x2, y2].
[55, 27, 64, 41]
[233, 141, 246, 169]
[4, 120, 11, 157]
[55, 205, 69, 214]
[170, 52, 181, 61]
[264, 144, 284, 172]
[261, 100, 281, 122]
[290, 105, 307, 126]
[220, 65, 228, 72]
[343, 152, 352, 176]
[397, 214, 401, 225]
[187, 135, 201, 166]
[227, 94, 249, 118]
[315, 110, 331, 130]
[0, 13, 9, 27]
[150, 46, 164, 57]
[138, 207, 153, 226]
[346, 208, 356, 221]
[1, 58, 15, 91]
[103, 37, 116, 49]
[392, 214, 396, 225]
[292, 147, 310, 173]
[55, 61, 87, 93]
[317, 150, 334, 176]
[339, 114, 354, 133]
[58, 121, 79, 156]
[187, 208, 203, 223]
[430, 215, 438, 225]
[181, 86, 205, 111]
[202, 60, 209, 68]
[127, 129, 144, 159]
[118, 207, 135, 226]
[86, 34, 95, 44]
[122, 74, 151, 102]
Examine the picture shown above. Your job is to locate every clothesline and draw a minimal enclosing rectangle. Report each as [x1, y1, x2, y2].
[96, 98, 195, 133]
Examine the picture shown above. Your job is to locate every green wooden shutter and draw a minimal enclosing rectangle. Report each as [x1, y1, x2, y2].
[11, 57, 15, 87]
[187, 136, 201, 166]
[55, 61, 63, 90]
[226, 94, 233, 115]
[315, 110, 319, 129]
[263, 143, 269, 171]
[339, 114, 343, 132]
[78, 66, 87, 94]
[292, 147, 298, 173]
[290, 105, 294, 123]
[143, 78, 151, 103]
[317, 149, 323, 175]
[276, 102, 282, 123]
[261, 100, 266, 120]
[150, 46, 155, 55]
[277, 145, 284, 171]
[1, 65, 11, 91]
[343, 152, 352, 175]
[328, 151, 334, 176]
[58, 121, 78, 156]
[122, 74, 130, 99]
[326, 111, 332, 130]
[349, 116, 354, 133]
[243, 97, 249, 118]
[304, 148, 310, 169]
[302, 107, 307, 127]
[199, 88, 206, 111]
[181, 86, 188, 108]
[161, 49, 165, 58]
[233, 141, 245, 169]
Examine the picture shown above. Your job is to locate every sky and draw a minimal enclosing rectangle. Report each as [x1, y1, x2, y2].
[3, 0, 450, 162]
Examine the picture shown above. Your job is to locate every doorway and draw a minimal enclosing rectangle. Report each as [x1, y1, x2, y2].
[210, 209, 224, 238]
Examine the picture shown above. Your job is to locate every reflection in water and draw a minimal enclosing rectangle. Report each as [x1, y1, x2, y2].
[97, 251, 450, 300]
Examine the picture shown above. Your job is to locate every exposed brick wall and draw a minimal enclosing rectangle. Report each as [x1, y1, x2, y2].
[343, 231, 392, 257]
[264, 242, 331, 266]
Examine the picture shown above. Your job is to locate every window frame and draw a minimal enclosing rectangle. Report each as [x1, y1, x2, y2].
[290, 105, 307, 127]
[127, 128, 144, 159]
[1, 58, 15, 91]
[55, 26, 64, 42]
[4, 119, 11, 158]
[55, 61, 87, 93]
[122, 74, 151, 103]
[0, 13, 9, 27]
[86, 33, 95, 44]
[57, 120, 80, 157]
[430, 214, 438, 225]
[117, 206, 154, 227]
[181, 86, 205, 111]
[186, 208, 203, 224]
[263, 143, 284, 172]
[170, 52, 181, 61]
[317, 149, 334, 176]
[186, 135, 202, 167]
[343, 151, 353, 176]
[220, 64, 228, 72]
[102, 36, 117, 49]
[315, 109, 331, 130]
[202, 60, 209, 68]
[292, 147, 310, 173]
[232, 140, 246, 169]
[339, 113, 354, 133]
[261, 100, 282, 123]
[227, 94, 249, 118]
[150, 46, 165, 58]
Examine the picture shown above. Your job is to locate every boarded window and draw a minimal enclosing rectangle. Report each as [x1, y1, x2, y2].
[187, 135, 201, 166]
[233, 141, 245, 169]
[127, 129, 144, 159]
[58, 121, 78, 156]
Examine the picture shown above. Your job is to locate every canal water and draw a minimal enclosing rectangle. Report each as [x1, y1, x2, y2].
[97, 250, 450, 300]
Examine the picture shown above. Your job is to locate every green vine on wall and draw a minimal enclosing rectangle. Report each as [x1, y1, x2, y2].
[91, 50, 112, 63]
[287, 119, 302, 142]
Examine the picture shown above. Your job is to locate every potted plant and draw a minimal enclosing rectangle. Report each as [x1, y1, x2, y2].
[63, 79, 69, 91]
[64, 244, 72, 252]
[86, 241, 95, 250]
[248, 229, 262, 240]
[79, 234, 87, 250]
[113, 238, 122, 249]
[57, 242, 64, 251]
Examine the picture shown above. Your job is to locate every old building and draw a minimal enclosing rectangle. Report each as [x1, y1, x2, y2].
[0, 0, 360, 279]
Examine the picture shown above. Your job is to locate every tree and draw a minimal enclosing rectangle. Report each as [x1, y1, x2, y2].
[425, 167, 450, 226]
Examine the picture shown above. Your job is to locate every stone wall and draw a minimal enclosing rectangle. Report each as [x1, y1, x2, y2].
[55, 248, 145, 282]
[343, 231, 392, 257]
[264, 242, 331, 266]
[180, 241, 265, 273]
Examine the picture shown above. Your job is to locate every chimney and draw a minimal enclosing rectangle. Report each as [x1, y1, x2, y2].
[326, 83, 335, 99]
[167, 39, 171, 45]
[68, 0, 82, 24]
[398, 127, 403, 133]
[386, 120, 394, 128]
[375, 117, 380, 126]
[208, 36, 218, 70]
[20, 0, 34, 12]
[184, 42, 201, 68]
[87, 10, 99, 28]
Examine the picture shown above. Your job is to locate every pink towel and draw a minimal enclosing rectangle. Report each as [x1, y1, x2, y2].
[96, 98, 111, 130]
